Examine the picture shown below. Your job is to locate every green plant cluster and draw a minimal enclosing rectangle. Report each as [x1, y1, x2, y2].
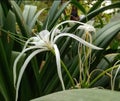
[0, 0, 120, 101]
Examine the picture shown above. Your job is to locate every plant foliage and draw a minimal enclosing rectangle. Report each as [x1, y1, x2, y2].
[0, 0, 120, 101]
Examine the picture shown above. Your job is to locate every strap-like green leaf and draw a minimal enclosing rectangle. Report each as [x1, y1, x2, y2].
[48, 1, 70, 30]
[31, 89, 120, 101]
[81, 2, 120, 22]
[29, 8, 45, 29]
[11, 1, 29, 37]
[42, 0, 61, 30]
[88, 0, 104, 13]
[71, 0, 86, 14]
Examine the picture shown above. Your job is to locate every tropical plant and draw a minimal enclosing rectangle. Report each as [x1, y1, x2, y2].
[0, 0, 120, 101]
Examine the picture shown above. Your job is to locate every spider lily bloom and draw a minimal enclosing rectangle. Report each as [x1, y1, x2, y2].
[13, 20, 102, 101]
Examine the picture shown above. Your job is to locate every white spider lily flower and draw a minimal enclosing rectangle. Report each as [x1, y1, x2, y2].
[13, 30, 65, 101]
[13, 20, 102, 101]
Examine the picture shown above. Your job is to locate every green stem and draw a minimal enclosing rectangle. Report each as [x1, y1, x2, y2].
[88, 65, 119, 87]
[60, 60, 75, 87]
[51, 49, 75, 87]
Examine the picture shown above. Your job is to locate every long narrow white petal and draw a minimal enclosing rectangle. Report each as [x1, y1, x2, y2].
[23, 37, 35, 50]
[54, 33, 102, 50]
[51, 20, 85, 42]
[13, 46, 45, 87]
[53, 44, 65, 90]
[38, 30, 50, 42]
[15, 49, 48, 101]
[112, 65, 120, 90]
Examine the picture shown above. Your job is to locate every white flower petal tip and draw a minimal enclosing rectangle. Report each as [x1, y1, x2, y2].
[38, 30, 50, 42]
[54, 29, 61, 36]
[93, 46, 103, 50]
[77, 24, 96, 33]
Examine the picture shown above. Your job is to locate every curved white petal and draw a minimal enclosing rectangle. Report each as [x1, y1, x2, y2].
[51, 20, 85, 42]
[23, 37, 35, 50]
[39, 30, 50, 42]
[53, 44, 65, 90]
[54, 33, 102, 50]
[29, 36, 46, 47]
[112, 65, 120, 90]
[13, 46, 46, 87]
[30, 40, 46, 46]
[15, 49, 48, 101]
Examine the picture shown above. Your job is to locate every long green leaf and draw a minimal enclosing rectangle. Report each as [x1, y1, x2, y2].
[0, 68, 9, 101]
[3, 10, 16, 61]
[81, 2, 120, 22]
[91, 20, 120, 71]
[23, 5, 37, 26]
[88, 0, 104, 13]
[94, 20, 120, 47]
[0, 11, 16, 101]
[31, 89, 120, 101]
[10, 1, 29, 37]
[0, 39, 14, 101]
[29, 8, 45, 29]
[0, 3, 4, 27]
[71, 0, 86, 14]
[48, 1, 70, 30]
[42, 0, 61, 30]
